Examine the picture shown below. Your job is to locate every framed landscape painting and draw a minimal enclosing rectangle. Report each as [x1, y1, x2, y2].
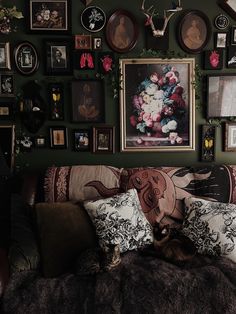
[119, 58, 195, 152]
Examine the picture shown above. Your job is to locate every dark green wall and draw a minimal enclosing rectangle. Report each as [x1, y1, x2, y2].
[4, 0, 236, 171]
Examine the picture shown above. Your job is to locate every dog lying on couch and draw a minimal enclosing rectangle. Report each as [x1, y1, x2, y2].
[1, 164, 236, 313]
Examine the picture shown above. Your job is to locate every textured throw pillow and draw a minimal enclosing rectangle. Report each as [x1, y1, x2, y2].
[182, 197, 236, 263]
[84, 189, 153, 253]
[35, 201, 97, 277]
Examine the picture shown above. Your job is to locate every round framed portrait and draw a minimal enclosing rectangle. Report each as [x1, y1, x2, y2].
[177, 10, 211, 54]
[105, 9, 139, 53]
[214, 14, 230, 30]
[14, 41, 39, 75]
[81, 6, 106, 32]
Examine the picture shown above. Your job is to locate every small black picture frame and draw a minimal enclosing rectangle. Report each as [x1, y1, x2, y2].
[44, 38, 72, 75]
[49, 126, 68, 149]
[92, 125, 115, 154]
[93, 37, 102, 50]
[48, 82, 64, 120]
[227, 46, 236, 67]
[73, 129, 90, 152]
[14, 41, 39, 75]
[0, 73, 15, 97]
[0, 42, 11, 70]
[231, 26, 236, 45]
[0, 102, 14, 120]
[73, 51, 95, 70]
[75, 34, 92, 50]
[215, 32, 227, 48]
[201, 125, 216, 162]
[34, 135, 47, 148]
[203, 50, 223, 70]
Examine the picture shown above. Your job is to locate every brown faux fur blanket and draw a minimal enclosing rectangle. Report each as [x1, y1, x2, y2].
[2, 251, 236, 314]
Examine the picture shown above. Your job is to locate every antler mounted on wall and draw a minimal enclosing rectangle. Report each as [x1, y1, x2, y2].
[141, 0, 183, 37]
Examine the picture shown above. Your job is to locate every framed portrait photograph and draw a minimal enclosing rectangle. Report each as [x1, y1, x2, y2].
[44, 39, 72, 75]
[224, 122, 236, 151]
[201, 125, 216, 162]
[215, 32, 227, 48]
[0, 73, 14, 97]
[93, 37, 102, 50]
[0, 42, 11, 70]
[81, 6, 106, 32]
[48, 82, 64, 120]
[14, 42, 39, 76]
[73, 51, 95, 70]
[207, 74, 236, 118]
[34, 136, 47, 148]
[92, 126, 115, 154]
[49, 126, 68, 149]
[71, 79, 105, 123]
[0, 124, 15, 172]
[203, 50, 223, 70]
[219, 0, 236, 20]
[73, 129, 90, 152]
[74, 34, 92, 50]
[106, 9, 139, 53]
[0, 102, 14, 120]
[119, 58, 195, 152]
[28, 0, 71, 33]
[177, 10, 211, 54]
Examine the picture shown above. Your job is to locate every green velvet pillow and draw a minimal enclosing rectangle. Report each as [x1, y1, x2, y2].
[35, 201, 97, 278]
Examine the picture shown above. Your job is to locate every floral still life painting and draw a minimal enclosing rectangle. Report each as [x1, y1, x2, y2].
[120, 58, 195, 152]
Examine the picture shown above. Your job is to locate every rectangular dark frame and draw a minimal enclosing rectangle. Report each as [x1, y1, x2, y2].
[219, 0, 236, 20]
[49, 126, 68, 149]
[71, 79, 105, 123]
[74, 34, 92, 50]
[224, 122, 236, 151]
[215, 32, 227, 48]
[34, 135, 47, 148]
[201, 125, 216, 162]
[73, 129, 90, 152]
[231, 26, 236, 45]
[0, 102, 14, 120]
[0, 124, 15, 172]
[92, 126, 115, 154]
[0, 42, 11, 70]
[28, 0, 71, 34]
[48, 82, 64, 120]
[0, 73, 14, 97]
[207, 74, 236, 117]
[44, 38, 72, 75]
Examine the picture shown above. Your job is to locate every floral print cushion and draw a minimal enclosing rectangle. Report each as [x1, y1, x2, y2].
[84, 189, 153, 253]
[182, 197, 236, 263]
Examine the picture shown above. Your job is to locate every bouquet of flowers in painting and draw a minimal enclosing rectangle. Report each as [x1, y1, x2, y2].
[129, 64, 188, 146]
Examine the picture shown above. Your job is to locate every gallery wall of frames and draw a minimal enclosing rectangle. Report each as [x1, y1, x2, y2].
[1, 0, 236, 171]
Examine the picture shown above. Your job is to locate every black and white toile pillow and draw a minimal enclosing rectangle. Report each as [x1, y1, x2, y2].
[182, 197, 236, 263]
[84, 189, 153, 253]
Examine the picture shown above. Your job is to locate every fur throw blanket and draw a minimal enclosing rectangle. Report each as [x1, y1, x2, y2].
[2, 250, 236, 314]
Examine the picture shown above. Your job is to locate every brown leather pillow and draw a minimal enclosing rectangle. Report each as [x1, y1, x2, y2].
[35, 201, 97, 278]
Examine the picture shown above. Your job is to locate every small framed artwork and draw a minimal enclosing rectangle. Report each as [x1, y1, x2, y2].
[92, 126, 115, 154]
[201, 125, 216, 162]
[177, 10, 211, 54]
[73, 51, 95, 70]
[231, 26, 236, 45]
[71, 79, 105, 123]
[34, 135, 47, 148]
[207, 74, 236, 118]
[0, 102, 13, 119]
[73, 129, 90, 152]
[14, 41, 39, 75]
[0, 42, 11, 70]
[98, 51, 115, 74]
[0, 73, 14, 97]
[93, 37, 102, 50]
[44, 39, 72, 75]
[224, 122, 236, 151]
[81, 6, 106, 32]
[227, 46, 236, 67]
[203, 50, 223, 70]
[215, 32, 227, 48]
[48, 82, 64, 120]
[49, 126, 68, 149]
[28, 0, 71, 33]
[75, 34, 92, 50]
[106, 9, 139, 53]
[214, 14, 230, 30]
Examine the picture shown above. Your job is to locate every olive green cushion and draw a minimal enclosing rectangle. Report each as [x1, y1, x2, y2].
[35, 201, 97, 278]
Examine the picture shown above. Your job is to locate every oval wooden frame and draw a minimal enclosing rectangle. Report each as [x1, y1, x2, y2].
[177, 10, 211, 54]
[14, 41, 39, 75]
[106, 9, 139, 53]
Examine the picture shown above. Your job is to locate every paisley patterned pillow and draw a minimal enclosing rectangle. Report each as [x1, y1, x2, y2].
[84, 189, 153, 253]
[182, 197, 236, 263]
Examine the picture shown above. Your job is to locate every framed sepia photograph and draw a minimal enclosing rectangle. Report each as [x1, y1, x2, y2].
[44, 39, 72, 75]
[215, 32, 227, 48]
[0, 73, 14, 97]
[106, 9, 139, 53]
[207, 74, 236, 117]
[28, 0, 71, 33]
[201, 125, 216, 162]
[0, 42, 11, 70]
[224, 122, 236, 151]
[0, 102, 14, 120]
[71, 79, 105, 123]
[73, 129, 90, 152]
[49, 126, 68, 149]
[119, 58, 195, 152]
[177, 10, 211, 54]
[14, 41, 39, 75]
[93, 37, 102, 50]
[48, 82, 64, 120]
[92, 126, 115, 154]
[75, 34, 92, 50]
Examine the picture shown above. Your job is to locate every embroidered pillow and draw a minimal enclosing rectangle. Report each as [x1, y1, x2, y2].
[182, 197, 236, 263]
[84, 189, 153, 253]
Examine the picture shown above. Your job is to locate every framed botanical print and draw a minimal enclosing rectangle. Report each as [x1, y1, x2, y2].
[224, 122, 236, 151]
[49, 126, 68, 149]
[28, 0, 71, 33]
[44, 39, 72, 75]
[71, 79, 105, 123]
[14, 41, 39, 75]
[0, 73, 14, 97]
[0, 42, 11, 70]
[92, 126, 115, 154]
[48, 82, 64, 120]
[73, 129, 90, 152]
